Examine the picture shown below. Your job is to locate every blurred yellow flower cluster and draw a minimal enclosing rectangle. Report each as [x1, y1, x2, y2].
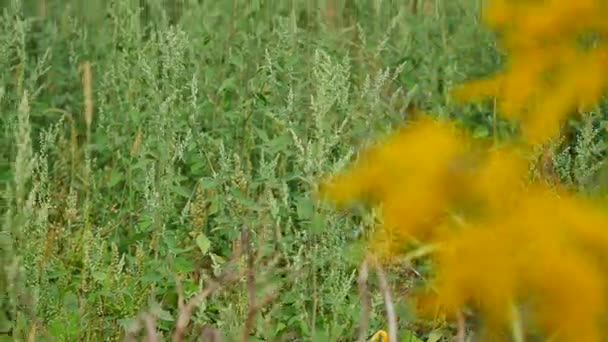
[322, 117, 608, 340]
[320, 1, 608, 340]
[322, 117, 473, 248]
[453, 0, 608, 145]
[434, 187, 608, 341]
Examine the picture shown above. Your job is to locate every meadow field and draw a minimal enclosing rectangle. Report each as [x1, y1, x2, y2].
[2, 0, 608, 341]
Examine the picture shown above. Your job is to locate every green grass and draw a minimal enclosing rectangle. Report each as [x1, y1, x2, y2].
[2, 0, 607, 341]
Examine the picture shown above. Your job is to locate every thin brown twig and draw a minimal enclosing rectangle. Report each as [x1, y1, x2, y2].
[172, 233, 244, 342]
[27, 323, 36, 342]
[240, 224, 286, 342]
[38, 0, 46, 17]
[200, 324, 223, 342]
[142, 313, 159, 342]
[325, 0, 336, 29]
[241, 228, 256, 342]
[357, 258, 371, 342]
[124, 318, 140, 342]
[456, 310, 466, 342]
[81, 61, 93, 130]
[374, 261, 397, 342]
[123, 312, 158, 342]
[245, 229, 256, 311]
[175, 275, 185, 311]
[242, 286, 279, 341]
[172, 269, 239, 342]
[410, 0, 419, 14]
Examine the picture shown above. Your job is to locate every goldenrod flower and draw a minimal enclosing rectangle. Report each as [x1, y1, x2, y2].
[433, 187, 608, 341]
[321, 117, 471, 251]
[321, 1, 608, 340]
[321, 114, 608, 340]
[454, 0, 608, 145]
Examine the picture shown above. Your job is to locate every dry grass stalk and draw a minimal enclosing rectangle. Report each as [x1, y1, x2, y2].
[374, 261, 397, 342]
[357, 258, 371, 342]
[241, 286, 279, 342]
[38, 0, 46, 18]
[123, 312, 159, 342]
[131, 129, 143, 156]
[410, 0, 434, 16]
[81, 61, 93, 130]
[240, 226, 284, 341]
[241, 229, 257, 342]
[200, 324, 223, 342]
[171, 232, 245, 342]
[27, 324, 36, 342]
[456, 310, 466, 342]
[142, 314, 159, 342]
[245, 230, 256, 313]
[325, 0, 337, 29]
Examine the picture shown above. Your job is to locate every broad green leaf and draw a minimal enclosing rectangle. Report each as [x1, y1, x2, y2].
[401, 329, 424, 342]
[196, 233, 211, 255]
[473, 125, 490, 138]
[174, 257, 195, 273]
[172, 185, 192, 198]
[107, 170, 124, 188]
[156, 308, 174, 322]
[426, 330, 444, 342]
[92, 271, 108, 282]
[297, 197, 314, 220]
[310, 213, 325, 234]
[265, 134, 291, 154]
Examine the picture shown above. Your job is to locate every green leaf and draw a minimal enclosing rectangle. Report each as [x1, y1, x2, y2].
[255, 126, 269, 142]
[208, 198, 220, 215]
[231, 188, 261, 209]
[265, 134, 291, 154]
[310, 213, 325, 234]
[172, 185, 192, 198]
[174, 257, 195, 273]
[297, 197, 314, 220]
[200, 177, 219, 188]
[401, 329, 424, 342]
[92, 271, 108, 282]
[196, 233, 211, 255]
[63, 292, 79, 310]
[472, 125, 490, 138]
[209, 253, 226, 266]
[218, 76, 237, 93]
[274, 322, 286, 334]
[107, 170, 124, 188]
[426, 330, 444, 342]
[312, 329, 329, 342]
[156, 308, 175, 322]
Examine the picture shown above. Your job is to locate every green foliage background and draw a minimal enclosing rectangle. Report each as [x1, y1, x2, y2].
[1, 0, 606, 341]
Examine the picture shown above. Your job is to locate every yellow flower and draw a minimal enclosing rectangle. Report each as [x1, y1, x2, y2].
[320, 116, 471, 247]
[430, 187, 608, 341]
[454, 0, 608, 145]
[321, 114, 608, 340]
[370, 330, 388, 342]
[466, 147, 529, 216]
[320, 2, 608, 340]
